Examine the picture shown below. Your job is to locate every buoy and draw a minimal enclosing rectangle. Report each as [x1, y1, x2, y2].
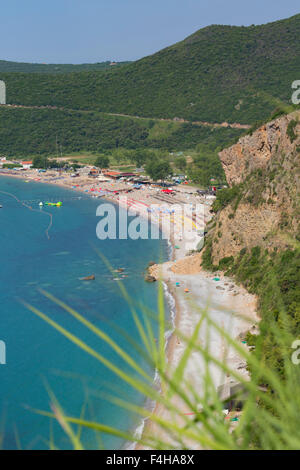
[39, 202, 43, 206]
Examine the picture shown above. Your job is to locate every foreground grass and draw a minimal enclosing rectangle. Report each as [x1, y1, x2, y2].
[17, 263, 300, 452]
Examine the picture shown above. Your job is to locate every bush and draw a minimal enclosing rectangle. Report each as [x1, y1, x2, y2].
[212, 185, 242, 212]
[287, 119, 298, 143]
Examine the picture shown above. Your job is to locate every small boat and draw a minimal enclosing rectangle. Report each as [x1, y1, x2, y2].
[45, 201, 63, 207]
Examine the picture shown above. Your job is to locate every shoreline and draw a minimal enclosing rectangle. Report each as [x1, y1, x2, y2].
[0, 170, 259, 450]
[135, 261, 259, 450]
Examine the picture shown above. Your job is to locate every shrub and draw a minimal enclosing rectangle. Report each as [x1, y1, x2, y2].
[287, 119, 298, 143]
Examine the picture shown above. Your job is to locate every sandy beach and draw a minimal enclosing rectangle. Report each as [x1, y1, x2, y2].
[0, 167, 259, 450]
[0, 166, 212, 256]
[136, 257, 259, 449]
[135, 225, 259, 449]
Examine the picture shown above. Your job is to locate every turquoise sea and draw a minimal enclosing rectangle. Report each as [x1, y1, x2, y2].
[0, 176, 170, 450]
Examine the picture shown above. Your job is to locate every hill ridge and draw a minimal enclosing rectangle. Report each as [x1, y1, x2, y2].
[0, 60, 130, 74]
[1, 13, 300, 124]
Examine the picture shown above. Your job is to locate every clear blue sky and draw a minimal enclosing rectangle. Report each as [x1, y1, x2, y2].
[1, 0, 299, 64]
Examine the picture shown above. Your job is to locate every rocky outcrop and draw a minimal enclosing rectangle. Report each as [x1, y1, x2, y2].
[219, 113, 299, 186]
[81, 274, 95, 281]
[210, 204, 286, 265]
[210, 111, 300, 265]
[144, 274, 157, 283]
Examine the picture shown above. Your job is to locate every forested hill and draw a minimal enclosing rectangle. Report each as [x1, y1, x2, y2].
[0, 60, 130, 73]
[1, 14, 300, 124]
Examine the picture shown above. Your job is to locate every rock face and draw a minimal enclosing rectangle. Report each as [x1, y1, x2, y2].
[144, 274, 156, 283]
[210, 111, 300, 265]
[219, 114, 298, 186]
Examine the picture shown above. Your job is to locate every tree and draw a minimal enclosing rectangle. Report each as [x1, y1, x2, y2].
[71, 163, 81, 171]
[145, 160, 172, 181]
[95, 155, 110, 169]
[175, 156, 187, 171]
[32, 155, 49, 169]
[131, 149, 150, 168]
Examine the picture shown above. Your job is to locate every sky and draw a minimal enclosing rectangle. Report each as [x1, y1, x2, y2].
[1, 0, 299, 64]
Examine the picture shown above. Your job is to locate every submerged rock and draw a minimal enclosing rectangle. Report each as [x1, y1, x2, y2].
[144, 274, 156, 283]
[81, 274, 95, 281]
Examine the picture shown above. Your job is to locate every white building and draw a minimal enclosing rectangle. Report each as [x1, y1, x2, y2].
[21, 160, 33, 170]
[0, 81, 6, 105]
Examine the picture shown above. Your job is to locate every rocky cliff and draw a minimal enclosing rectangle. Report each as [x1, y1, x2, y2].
[219, 112, 299, 185]
[208, 111, 300, 265]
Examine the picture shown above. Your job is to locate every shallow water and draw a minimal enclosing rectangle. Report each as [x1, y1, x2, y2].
[0, 176, 169, 449]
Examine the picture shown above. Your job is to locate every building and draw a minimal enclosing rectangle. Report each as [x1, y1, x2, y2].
[0, 81, 6, 105]
[103, 171, 122, 180]
[21, 161, 33, 170]
[119, 172, 136, 179]
[103, 171, 137, 180]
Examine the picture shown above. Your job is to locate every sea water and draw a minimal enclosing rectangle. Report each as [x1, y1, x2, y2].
[0, 176, 169, 450]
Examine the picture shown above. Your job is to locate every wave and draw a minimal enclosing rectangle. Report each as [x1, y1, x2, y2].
[125, 275, 177, 450]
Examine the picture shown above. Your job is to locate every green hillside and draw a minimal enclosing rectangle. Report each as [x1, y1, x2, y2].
[1, 14, 300, 124]
[0, 60, 130, 73]
[0, 107, 242, 157]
